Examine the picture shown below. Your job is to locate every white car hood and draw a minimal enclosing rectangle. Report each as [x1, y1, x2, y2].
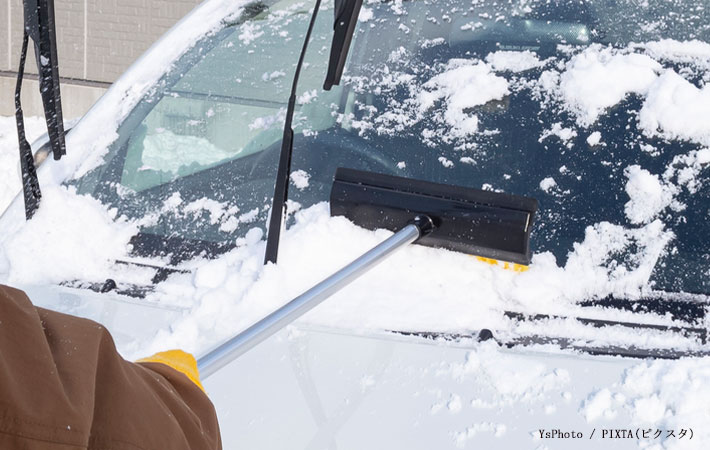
[23, 282, 672, 449]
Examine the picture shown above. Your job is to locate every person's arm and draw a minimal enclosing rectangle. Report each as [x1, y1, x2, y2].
[0, 284, 221, 450]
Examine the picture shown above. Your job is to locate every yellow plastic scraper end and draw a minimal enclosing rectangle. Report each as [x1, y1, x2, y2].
[475, 256, 529, 272]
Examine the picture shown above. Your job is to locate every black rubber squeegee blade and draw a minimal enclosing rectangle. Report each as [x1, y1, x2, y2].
[330, 168, 538, 265]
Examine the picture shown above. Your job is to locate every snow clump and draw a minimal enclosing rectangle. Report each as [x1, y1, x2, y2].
[556, 45, 661, 126]
[417, 60, 509, 136]
[623, 165, 674, 224]
[485, 50, 545, 73]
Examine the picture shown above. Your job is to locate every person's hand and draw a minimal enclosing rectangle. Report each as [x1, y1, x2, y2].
[137, 350, 205, 392]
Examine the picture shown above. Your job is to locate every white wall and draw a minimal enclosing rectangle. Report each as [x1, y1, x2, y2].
[1, 0, 202, 117]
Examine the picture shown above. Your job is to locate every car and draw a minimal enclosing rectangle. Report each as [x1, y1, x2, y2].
[1, 0, 709, 448]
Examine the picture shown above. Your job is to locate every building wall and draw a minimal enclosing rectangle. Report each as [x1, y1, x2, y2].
[0, 0, 202, 117]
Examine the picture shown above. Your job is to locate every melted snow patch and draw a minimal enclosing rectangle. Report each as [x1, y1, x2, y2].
[249, 108, 286, 131]
[261, 70, 285, 82]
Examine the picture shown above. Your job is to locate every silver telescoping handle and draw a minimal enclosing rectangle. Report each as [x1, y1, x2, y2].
[197, 219, 431, 379]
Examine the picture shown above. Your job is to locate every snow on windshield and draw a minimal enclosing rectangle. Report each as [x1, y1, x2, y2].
[0, 0, 709, 446]
[346, 41, 710, 148]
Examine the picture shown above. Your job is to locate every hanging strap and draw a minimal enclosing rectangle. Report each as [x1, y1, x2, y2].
[15, 30, 42, 220]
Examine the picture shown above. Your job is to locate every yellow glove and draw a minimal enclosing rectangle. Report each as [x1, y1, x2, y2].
[137, 349, 205, 392]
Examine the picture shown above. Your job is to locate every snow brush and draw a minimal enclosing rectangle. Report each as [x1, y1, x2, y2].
[197, 168, 538, 378]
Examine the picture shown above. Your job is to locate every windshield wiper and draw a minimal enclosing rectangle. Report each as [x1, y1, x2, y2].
[263, 0, 323, 264]
[323, 0, 363, 90]
[15, 0, 67, 219]
[504, 311, 707, 344]
[264, 0, 363, 264]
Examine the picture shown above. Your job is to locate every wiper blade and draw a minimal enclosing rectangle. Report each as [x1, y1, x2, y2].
[390, 326, 710, 360]
[506, 335, 710, 360]
[323, 0, 363, 90]
[15, 0, 67, 219]
[580, 294, 708, 324]
[265, 0, 364, 264]
[263, 0, 324, 265]
[504, 311, 707, 344]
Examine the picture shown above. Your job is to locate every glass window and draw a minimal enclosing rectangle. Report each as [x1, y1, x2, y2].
[72, 0, 710, 295]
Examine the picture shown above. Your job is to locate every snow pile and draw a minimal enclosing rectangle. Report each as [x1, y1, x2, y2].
[128, 202, 677, 358]
[624, 165, 675, 224]
[507, 220, 672, 311]
[639, 71, 710, 146]
[418, 60, 509, 136]
[582, 358, 710, 449]
[0, 116, 48, 212]
[642, 39, 710, 69]
[623, 150, 709, 225]
[486, 50, 545, 73]
[0, 185, 137, 285]
[139, 203, 517, 354]
[555, 45, 661, 126]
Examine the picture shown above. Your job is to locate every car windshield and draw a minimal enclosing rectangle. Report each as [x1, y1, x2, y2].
[71, 0, 710, 295]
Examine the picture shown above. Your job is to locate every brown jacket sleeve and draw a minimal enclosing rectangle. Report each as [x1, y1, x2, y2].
[0, 284, 221, 450]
